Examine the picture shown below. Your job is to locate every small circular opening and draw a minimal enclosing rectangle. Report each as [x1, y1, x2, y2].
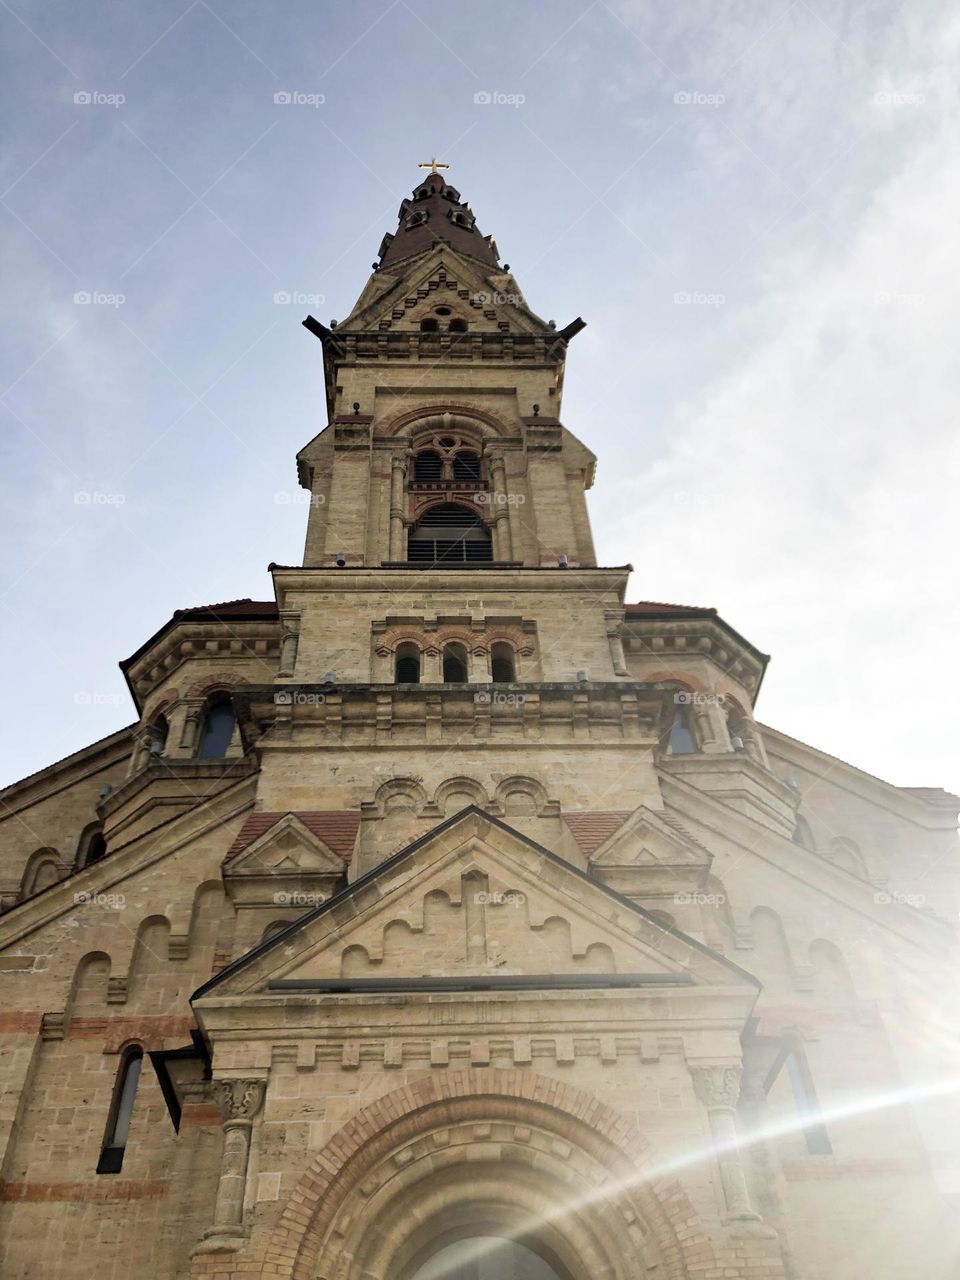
[434, 306, 452, 316]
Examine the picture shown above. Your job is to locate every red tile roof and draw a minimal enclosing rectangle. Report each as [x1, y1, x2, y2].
[562, 811, 632, 856]
[172, 599, 278, 620]
[224, 810, 361, 864]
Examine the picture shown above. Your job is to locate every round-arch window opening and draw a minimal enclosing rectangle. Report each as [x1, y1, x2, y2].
[408, 1236, 568, 1280]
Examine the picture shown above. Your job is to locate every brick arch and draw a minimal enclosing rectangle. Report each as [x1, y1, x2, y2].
[265, 1069, 707, 1280]
[185, 673, 248, 698]
[384, 402, 512, 438]
[644, 669, 708, 692]
[141, 687, 178, 725]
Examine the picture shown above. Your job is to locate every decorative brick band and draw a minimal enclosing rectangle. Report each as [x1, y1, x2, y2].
[0, 1012, 43, 1034]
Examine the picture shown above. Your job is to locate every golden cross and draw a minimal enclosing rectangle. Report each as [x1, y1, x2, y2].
[418, 157, 449, 175]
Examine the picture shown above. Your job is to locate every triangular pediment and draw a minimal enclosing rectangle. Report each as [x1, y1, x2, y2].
[341, 246, 552, 336]
[224, 814, 347, 877]
[590, 806, 711, 871]
[199, 809, 756, 999]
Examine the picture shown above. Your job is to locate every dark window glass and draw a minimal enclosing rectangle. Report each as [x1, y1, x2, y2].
[198, 702, 235, 758]
[443, 645, 468, 683]
[449, 318, 468, 333]
[86, 832, 108, 864]
[667, 709, 696, 755]
[395, 645, 420, 684]
[491, 643, 515, 683]
[97, 1049, 143, 1174]
[419, 317, 439, 332]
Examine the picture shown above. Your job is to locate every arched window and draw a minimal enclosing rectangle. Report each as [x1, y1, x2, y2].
[97, 1046, 143, 1173]
[419, 317, 439, 333]
[77, 822, 107, 870]
[395, 642, 421, 684]
[664, 706, 696, 756]
[448, 317, 468, 333]
[490, 642, 516, 683]
[452, 451, 481, 483]
[408, 503, 492, 564]
[197, 698, 236, 759]
[442, 642, 468, 683]
[147, 713, 168, 759]
[413, 449, 443, 481]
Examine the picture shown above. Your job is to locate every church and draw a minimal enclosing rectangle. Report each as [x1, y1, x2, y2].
[1, 165, 958, 1280]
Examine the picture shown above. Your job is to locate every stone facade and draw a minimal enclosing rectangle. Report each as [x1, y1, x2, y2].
[1, 170, 958, 1280]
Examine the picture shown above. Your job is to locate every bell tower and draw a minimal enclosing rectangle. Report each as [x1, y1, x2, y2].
[296, 168, 595, 572]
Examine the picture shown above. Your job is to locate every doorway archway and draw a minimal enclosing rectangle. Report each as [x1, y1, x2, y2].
[407, 1234, 569, 1280]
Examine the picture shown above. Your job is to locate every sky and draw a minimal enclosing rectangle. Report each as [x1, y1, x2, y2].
[0, 0, 957, 794]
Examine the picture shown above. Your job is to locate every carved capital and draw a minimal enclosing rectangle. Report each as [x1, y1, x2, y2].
[691, 1062, 742, 1110]
[214, 1078, 266, 1124]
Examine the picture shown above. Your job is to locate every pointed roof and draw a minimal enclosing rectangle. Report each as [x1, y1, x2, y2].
[376, 171, 500, 272]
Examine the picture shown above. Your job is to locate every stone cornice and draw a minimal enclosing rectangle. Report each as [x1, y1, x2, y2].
[762, 724, 960, 829]
[0, 774, 256, 951]
[0, 727, 133, 810]
[122, 619, 282, 709]
[658, 770, 957, 957]
[622, 613, 767, 699]
[271, 565, 630, 603]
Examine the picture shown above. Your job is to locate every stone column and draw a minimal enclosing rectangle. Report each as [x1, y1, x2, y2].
[278, 611, 300, 678]
[194, 1078, 266, 1253]
[174, 700, 204, 757]
[693, 699, 732, 753]
[488, 453, 513, 560]
[389, 455, 406, 561]
[690, 1063, 760, 1223]
[422, 646, 443, 684]
[605, 619, 628, 675]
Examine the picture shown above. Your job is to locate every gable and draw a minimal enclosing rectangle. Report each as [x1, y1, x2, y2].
[223, 810, 360, 868]
[198, 808, 757, 999]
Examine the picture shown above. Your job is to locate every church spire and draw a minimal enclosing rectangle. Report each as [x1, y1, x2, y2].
[375, 169, 500, 273]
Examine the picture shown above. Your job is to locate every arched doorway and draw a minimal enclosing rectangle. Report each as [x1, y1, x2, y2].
[408, 1235, 568, 1279]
